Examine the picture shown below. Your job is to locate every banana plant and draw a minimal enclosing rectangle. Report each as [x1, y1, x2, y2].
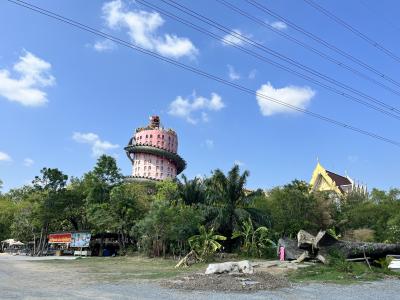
[232, 217, 275, 257]
[188, 225, 226, 261]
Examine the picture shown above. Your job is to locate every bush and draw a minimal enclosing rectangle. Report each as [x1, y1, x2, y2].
[328, 250, 353, 273]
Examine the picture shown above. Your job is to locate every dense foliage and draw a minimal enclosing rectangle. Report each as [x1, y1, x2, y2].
[1, 156, 399, 258]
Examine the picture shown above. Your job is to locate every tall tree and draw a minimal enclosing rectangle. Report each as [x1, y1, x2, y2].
[87, 183, 150, 253]
[85, 155, 123, 205]
[31, 167, 68, 255]
[178, 175, 206, 205]
[0, 195, 14, 241]
[205, 165, 259, 250]
[266, 180, 322, 237]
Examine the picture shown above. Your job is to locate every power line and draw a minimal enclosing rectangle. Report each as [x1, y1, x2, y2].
[151, 0, 400, 118]
[247, 0, 400, 90]
[5, 0, 400, 148]
[303, 0, 400, 64]
[216, 0, 400, 98]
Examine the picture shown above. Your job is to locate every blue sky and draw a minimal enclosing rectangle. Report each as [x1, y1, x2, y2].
[0, 0, 399, 192]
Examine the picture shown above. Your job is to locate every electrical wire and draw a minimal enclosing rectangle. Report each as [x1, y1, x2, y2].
[150, 0, 400, 118]
[247, 0, 400, 89]
[5, 0, 400, 148]
[216, 0, 400, 97]
[303, 0, 400, 64]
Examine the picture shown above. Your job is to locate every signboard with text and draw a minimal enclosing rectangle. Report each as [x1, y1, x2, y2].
[48, 233, 72, 244]
[70, 232, 91, 248]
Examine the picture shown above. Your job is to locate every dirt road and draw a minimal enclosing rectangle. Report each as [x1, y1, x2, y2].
[1, 256, 399, 299]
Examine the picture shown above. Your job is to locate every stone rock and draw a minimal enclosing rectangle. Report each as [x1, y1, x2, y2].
[278, 238, 304, 260]
[205, 260, 254, 275]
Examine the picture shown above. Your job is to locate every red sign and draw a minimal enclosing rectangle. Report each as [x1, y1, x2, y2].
[48, 233, 72, 244]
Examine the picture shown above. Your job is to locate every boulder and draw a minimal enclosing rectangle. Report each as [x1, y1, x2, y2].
[205, 260, 254, 275]
[278, 237, 304, 260]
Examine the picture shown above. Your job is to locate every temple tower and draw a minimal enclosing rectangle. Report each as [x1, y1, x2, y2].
[125, 116, 186, 181]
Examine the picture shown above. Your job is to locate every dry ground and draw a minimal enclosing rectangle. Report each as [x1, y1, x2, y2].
[1, 255, 400, 299]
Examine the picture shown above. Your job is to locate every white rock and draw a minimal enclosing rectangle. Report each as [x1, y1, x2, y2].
[205, 260, 254, 275]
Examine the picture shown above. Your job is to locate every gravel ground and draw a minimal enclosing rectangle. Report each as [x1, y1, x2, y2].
[162, 272, 290, 291]
[1, 256, 400, 299]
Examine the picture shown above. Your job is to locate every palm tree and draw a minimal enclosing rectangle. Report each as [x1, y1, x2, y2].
[205, 165, 263, 250]
[178, 174, 206, 205]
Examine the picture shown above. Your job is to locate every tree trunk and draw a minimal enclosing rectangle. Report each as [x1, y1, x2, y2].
[36, 227, 44, 256]
[324, 241, 400, 259]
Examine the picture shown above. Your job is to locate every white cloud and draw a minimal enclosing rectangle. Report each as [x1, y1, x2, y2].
[23, 158, 34, 167]
[0, 151, 12, 162]
[93, 39, 116, 52]
[205, 139, 214, 149]
[248, 69, 257, 79]
[270, 21, 287, 30]
[222, 29, 249, 46]
[72, 132, 119, 157]
[256, 82, 315, 116]
[168, 92, 225, 124]
[0, 51, 55, 106]
[227, 64, 240, 80]
[102, 0, 198, 58]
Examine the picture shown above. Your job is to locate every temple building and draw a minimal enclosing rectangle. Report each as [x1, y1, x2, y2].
[310, 162, 367, 196]
[125, 116, 186, 181]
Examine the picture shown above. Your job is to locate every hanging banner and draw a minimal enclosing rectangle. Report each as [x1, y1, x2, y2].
[48, 233, 72, 244]
[70, 232, 91, 248]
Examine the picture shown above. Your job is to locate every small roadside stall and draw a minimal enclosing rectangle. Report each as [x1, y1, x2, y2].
[48, 232, 91, 256]
[90, 233, 120, 256]
[1, 239, 26, 255]
[71, 232, 91, 256]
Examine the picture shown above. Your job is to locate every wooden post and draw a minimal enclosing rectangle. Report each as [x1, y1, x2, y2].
[363, 248, 372, 270]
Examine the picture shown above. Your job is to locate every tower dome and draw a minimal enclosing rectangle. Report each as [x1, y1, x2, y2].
[125, 116, 186, 181]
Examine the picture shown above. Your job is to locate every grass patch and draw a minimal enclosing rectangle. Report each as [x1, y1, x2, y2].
[289, 261, 400, 284]
[31, 255, 207, 281]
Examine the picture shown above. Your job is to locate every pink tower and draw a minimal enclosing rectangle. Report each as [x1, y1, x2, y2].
[125, 116, 186, 181]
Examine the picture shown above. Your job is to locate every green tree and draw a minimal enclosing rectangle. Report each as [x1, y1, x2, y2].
[88, 183, 150, 252]
[0, 196, 14, 242]
[84, 155, 123, 205]
[154, 179, 179, 202]
[338, 188, 400, 242]
[266, 180, 322, 237]
[178, 175, 206, 205]
[92, 154, 123, 186]
[135, 201, 204, 257]
[31, 168, 69, 255]
[205, 165, 260, 250]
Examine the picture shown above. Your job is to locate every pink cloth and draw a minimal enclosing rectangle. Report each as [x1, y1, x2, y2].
[279, 246, 285, 261]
